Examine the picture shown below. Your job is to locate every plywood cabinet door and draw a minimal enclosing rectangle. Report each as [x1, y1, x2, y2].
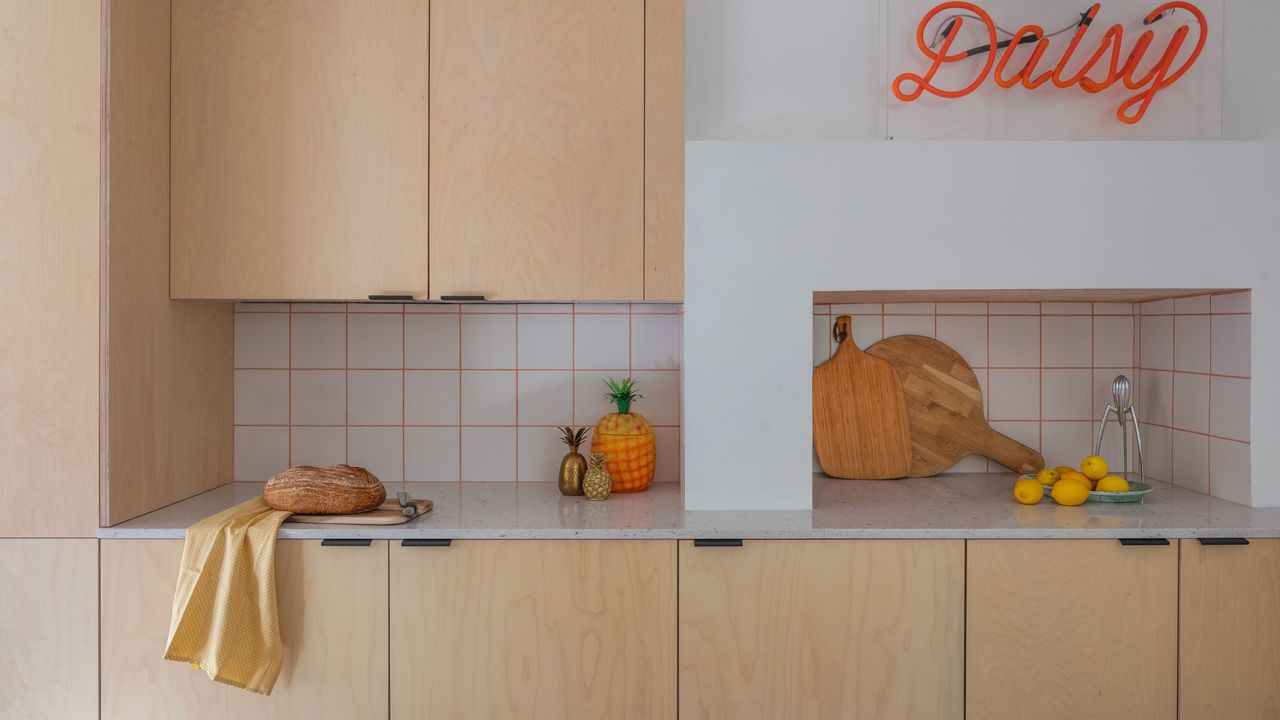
[428, 0, 645, 301]
[966, 539, 1177, 720]
[171, 0, 430, 300]
[390, 539, 677, 719]
[101, 539, 389, 719]
[679, 539, 964, 720]
[1179, 538, 1280, 719]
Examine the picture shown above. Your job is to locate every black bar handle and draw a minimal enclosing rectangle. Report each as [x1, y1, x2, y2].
[1199, 537, 1250, 546]
[320, 538, 372, 547]
[440, 294, 486, 302]
[693, 539, 743, 547]
[401, 538, 452, 547]
[1119, 538, 1170, 546]
[368, 294, 414, 301]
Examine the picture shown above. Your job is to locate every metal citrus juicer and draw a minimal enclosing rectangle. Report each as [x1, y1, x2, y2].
[1094, 375, 1144, 482]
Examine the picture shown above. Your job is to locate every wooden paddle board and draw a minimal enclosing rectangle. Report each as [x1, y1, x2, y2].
[866, 334, 1044, 477]
[812, 316, 914, 479]
[286, 498, 432, 525]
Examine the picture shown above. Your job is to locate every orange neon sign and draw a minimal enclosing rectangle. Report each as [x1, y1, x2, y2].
[891, 2, 1208, 124]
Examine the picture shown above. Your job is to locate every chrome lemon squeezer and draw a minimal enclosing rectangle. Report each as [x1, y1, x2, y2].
[1094, 374, 1144, 483]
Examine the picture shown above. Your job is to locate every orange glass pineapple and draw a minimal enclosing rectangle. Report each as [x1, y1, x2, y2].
[591, 377, 656, 493]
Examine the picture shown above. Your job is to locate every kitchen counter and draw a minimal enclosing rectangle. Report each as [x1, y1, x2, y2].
[99, 474, 1280, 540]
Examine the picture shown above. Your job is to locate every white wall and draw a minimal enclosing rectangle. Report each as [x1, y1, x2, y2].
[683, 141, 1279, 510]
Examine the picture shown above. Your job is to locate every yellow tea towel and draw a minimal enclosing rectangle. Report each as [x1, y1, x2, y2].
[163, 496, 292, 695]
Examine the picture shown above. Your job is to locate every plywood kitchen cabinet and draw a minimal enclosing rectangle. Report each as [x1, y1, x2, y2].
[1179, 538, 1280, 718]
[390, 539, 677, 719]
[100, 539, 389, 719]
[967, 539, 1178, 720]
[679, 539, 964, 720]
[170, 0, 431, 300]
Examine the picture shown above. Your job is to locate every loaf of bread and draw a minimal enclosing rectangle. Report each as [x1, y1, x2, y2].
[264, 464, 386, 515]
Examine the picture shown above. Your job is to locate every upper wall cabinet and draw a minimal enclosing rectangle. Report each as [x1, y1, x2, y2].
[170, 0, 430, 300]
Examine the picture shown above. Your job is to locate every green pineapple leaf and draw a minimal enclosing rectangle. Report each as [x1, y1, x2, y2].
[603, 376, 643, 414]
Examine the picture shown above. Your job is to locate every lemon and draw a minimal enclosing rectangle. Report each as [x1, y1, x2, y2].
[1058, 470, 1093, 490]
[1051, 480, 1089, 506]
[1081, 455, 1109, 481]
[1054, 465, 1076, 476]
[1014, 478, 1045, 505]
[1035, 468, 1059, 486]
[1095, 475, 1130, 493]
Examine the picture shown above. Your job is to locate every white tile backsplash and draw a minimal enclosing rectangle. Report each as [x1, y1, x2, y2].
[404, 371, 460, 425]
[290, 313, 346, 368]
[882, 314, 934, 338]
[632, 314, 681, 369]
[1040, 316, 1091, 368]
[234, 313, 289, 368]
[405, 314, 459, 369]
[347, 314, 403, 369]
[574, 314, 630, 369]
[517, 314, 573, 369]
[461, 427, 516, 481]
[347, 427, 402, 483]
[989, 316, 1040, 367]
[347, 370, 403, 425]
[290, 426, 346, 468]
[233, 370, 289, 425]
[405, 427, 459, 481]
[290, 370, 346, 425]
[1174, 315, 1211, 373]
[461, 315, 516, 369]
[1211, 314, 1251, 377]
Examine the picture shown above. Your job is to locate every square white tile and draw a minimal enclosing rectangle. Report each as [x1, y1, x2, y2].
[987, 369, 1040, 421]
[574, 371, 619, 426]
[462, 427, 516, 481]
[574, 314, 630, 369]
[236, 302, 289, 313]
[988, 316, 1039, 367]
[1174, 315, 1211, 373]
[936, 315, 987, 367]
[1139, 316, 1173, 370]
[949, 455, 990, 473]
[989, 303, 1038, 315]
[988, 421, 1041, 455]
[461, 314, 516, 369]
[517, 426, 564, 483]
[1173, 372, 1209, 434]
[1138, 370, 1173, 427]
[1093, 316, 1134, 367]
[1141, 299, 1174, 315]
[461, 370, 516, 425]
[1041, 369, 1092, 421]
[1040, 422, 1093, 469]
[1172, 430, 1209, 494]
[1210, 315, 1251, 377]
[1174, 294, 1211, 314]
[653, 426, 681, 482]
[883, 315, 934, 339]
[850, 315, 883, 350]
[1040, 316, 1091, 368]
[1209, 376, 1250, 442]
[290, 370, 346, 425]
[233, 370, 289, 425]
[347, 427, 402, 483]
[405, 427, 459, 481]
[347, 302, 402, 313]
[405, 314, 460, 369]
[1042, 302, 1090, 315]
[1209, 438, 1251, 505]
[831, 303, 881, 315]
[631, 303, 680, 314]
[883, 303, 934, 315]
[631, 370, 681, 426]
[1140, 423, 1172, 483]
[347, 370, 403, 425]
[234, 313, 289, 368]
[631, 314, 680, 370]
[519, 303, 573, 314]
[291, 303, 345, 313]
[813, 316, 833, 367]
[1211, 291, 1250, 314]
[234, 426, 289, 482]
[290, 313, 346, 369]
[936, 302, 986, 315]
[347, 314, 403, 369]
[518, 315, 573, 369]
[1093, 302, 1134, 315]
[404, 371, 460, 425]
[517, 371, 573, 426]
[290, 426, 346, 467]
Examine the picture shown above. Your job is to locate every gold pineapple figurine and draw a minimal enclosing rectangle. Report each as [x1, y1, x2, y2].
[583, 451, 612, 501]
[557, 426, 589, 496]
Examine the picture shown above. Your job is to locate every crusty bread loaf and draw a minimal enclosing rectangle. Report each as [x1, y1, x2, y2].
[264, 464, 386, 515]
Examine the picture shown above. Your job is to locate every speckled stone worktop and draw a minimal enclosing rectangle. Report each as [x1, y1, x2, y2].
[98, 474, 1280, 540]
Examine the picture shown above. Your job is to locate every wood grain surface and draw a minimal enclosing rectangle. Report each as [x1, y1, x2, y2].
[429, 0, 645, 300]
[1179, 538, 1280, 719]
[679, 539, 964, 720]
[866, 334, 1044, 476]
[966, 539, 1176, 720]
[644, 0, 684, 301]
[390, 539, 676, 719]
[813, 317, 913, 479]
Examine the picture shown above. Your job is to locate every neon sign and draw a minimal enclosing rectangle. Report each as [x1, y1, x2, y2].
[891, 2, 1208, 124]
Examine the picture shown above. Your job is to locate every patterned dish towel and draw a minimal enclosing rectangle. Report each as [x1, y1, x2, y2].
[163, 496, 292, 694]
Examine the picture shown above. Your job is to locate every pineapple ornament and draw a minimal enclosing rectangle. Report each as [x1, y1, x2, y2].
[591, 377, 656, 493]
[556, 426, 589, 496]
[583, 452, 612, 501]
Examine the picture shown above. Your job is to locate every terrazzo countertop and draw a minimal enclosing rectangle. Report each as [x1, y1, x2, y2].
[99, 474, 1280, 540]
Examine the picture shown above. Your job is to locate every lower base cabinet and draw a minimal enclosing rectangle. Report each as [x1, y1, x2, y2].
[966, 539, 1178, 720]
[1180, 538, 1280, 719]
[389, 539, 677, 720]
[100, 539, 389, 719]
[678, 539, 964, 720]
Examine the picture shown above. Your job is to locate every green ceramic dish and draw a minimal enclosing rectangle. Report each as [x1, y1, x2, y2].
[1087, 481, 1154, 503]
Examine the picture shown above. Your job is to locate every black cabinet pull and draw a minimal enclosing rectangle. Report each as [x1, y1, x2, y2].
[1119, 538, 1170, 546]
[440, 294, 486, 302]
[320, 538, 372, 547]
[401, 539, 452, 547]
[368, 294, 414, 301]
[693, 539, 743, 547]
[1198, 537, 1250, 546]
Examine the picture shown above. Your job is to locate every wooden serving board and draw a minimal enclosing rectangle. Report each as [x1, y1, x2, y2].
[286, 498, 432, 525]
[865, 335, 1044, 477]
[812, 316, 914, 479]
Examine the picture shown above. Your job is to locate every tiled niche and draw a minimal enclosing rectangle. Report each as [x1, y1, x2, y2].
[813, 291, 1251, 503]
[234, 302, 682, 485]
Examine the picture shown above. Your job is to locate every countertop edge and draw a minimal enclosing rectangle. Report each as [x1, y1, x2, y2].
[97, 528, 1280, 540]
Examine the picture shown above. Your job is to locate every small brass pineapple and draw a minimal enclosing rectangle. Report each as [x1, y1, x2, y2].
[557, 426, 589, 496]
[583, 451, 612, 501]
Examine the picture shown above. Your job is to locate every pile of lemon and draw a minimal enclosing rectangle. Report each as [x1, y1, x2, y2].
[1012, 456, 1131, 506]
